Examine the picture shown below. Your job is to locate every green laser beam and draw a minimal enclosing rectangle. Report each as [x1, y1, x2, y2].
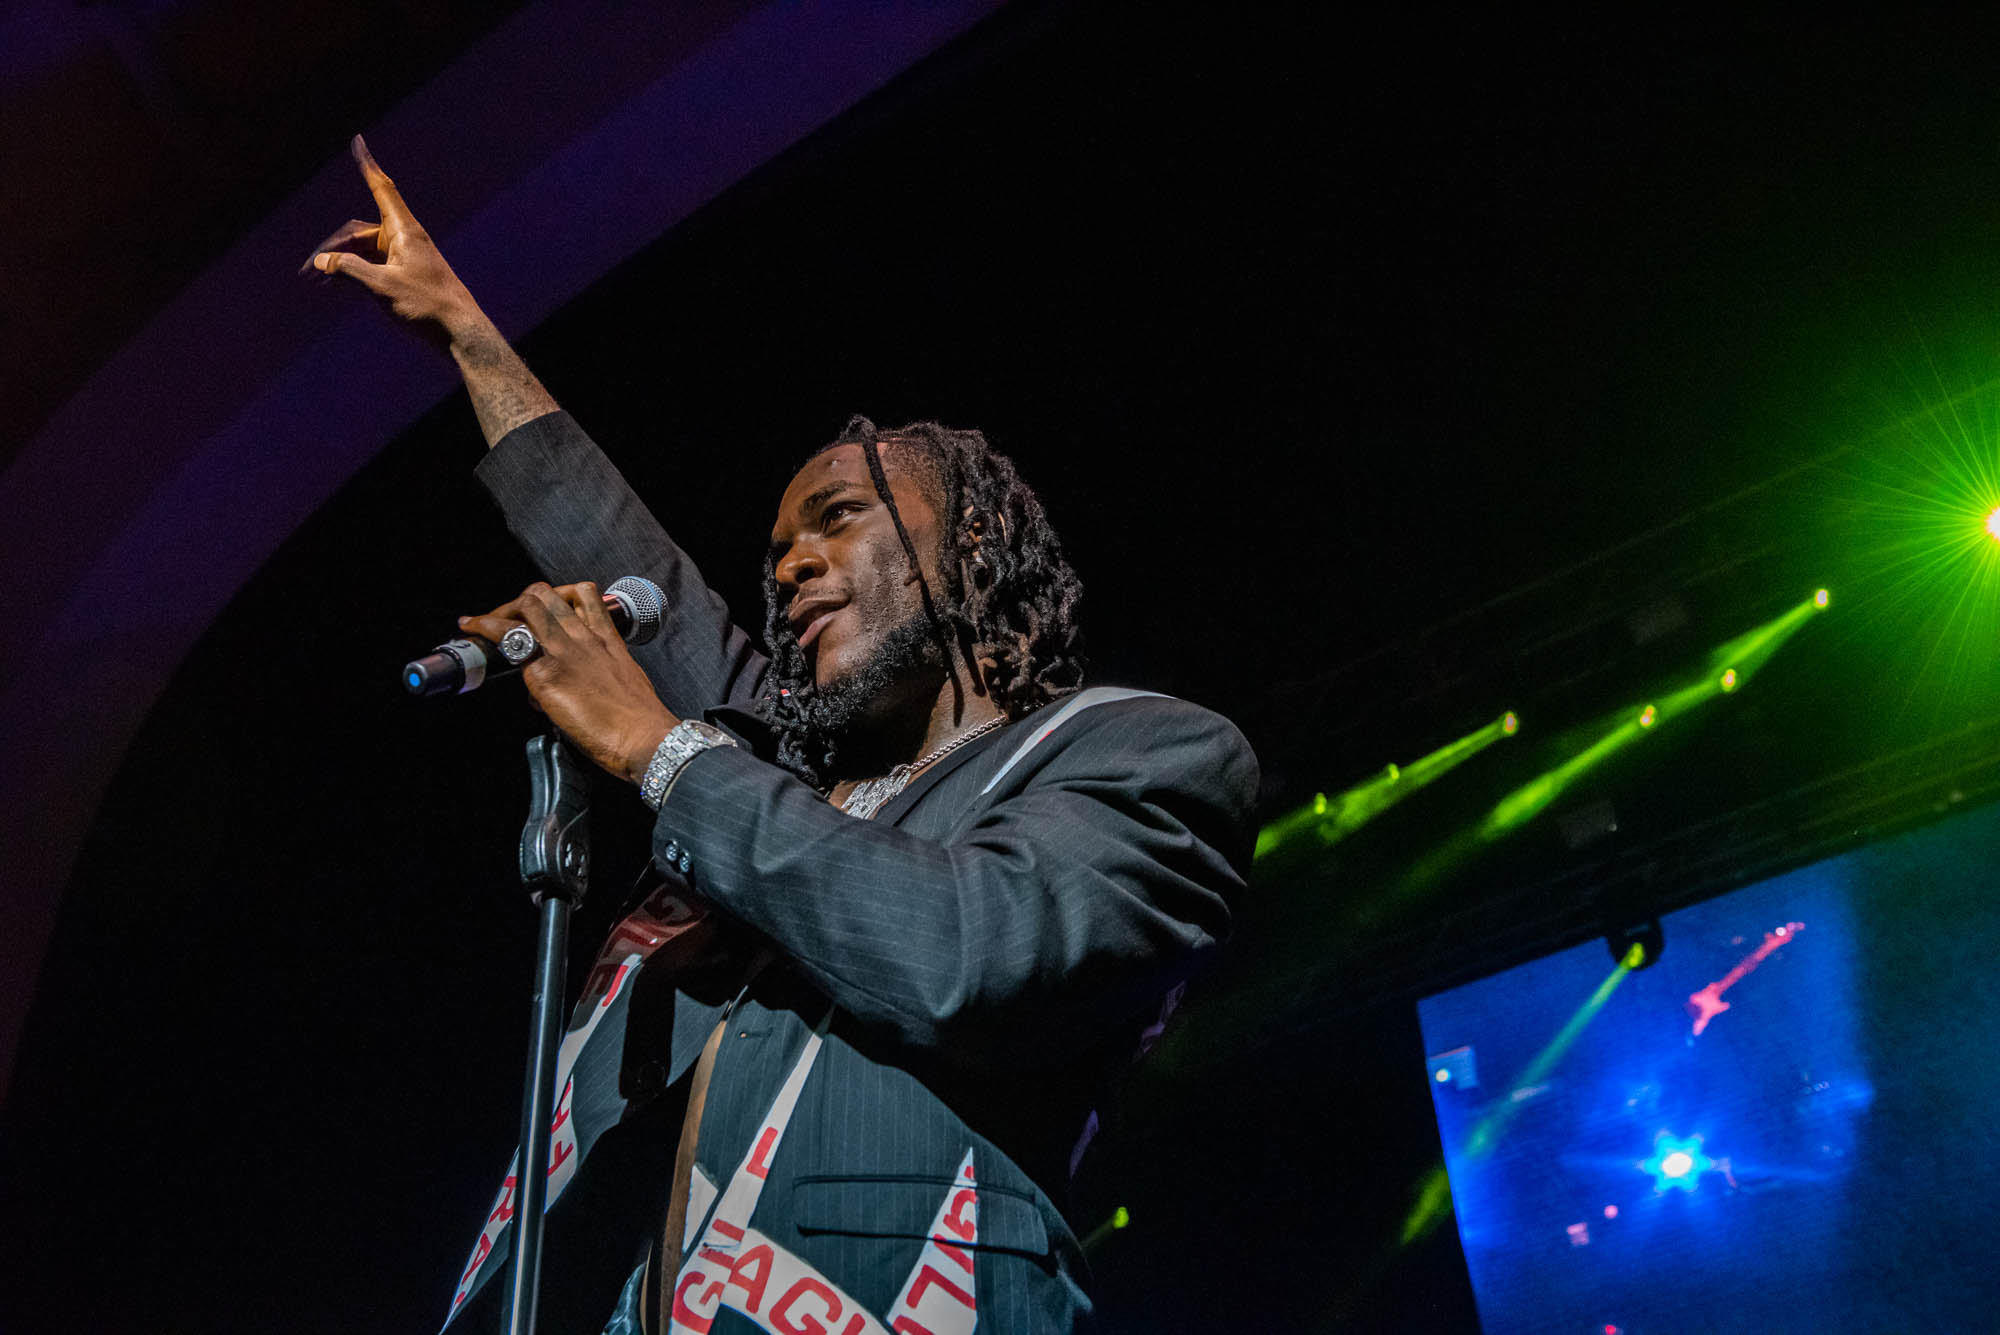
[1398, 1164, 1453, 1246]
[1808, 353, 2000, 722]
[1400, 944, 1643, 1246]
[1391, 592, 1828, 908]
[1255, 712, 1519, 859]
[1079, 1205, 1131, 1255]
[1481, 591, 1827, 841]
[1463, 943, 1643, 1158]
[1481, 715, 1644, 838]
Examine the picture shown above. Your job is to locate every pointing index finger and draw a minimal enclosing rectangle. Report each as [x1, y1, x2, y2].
[351, 134, 418, 232]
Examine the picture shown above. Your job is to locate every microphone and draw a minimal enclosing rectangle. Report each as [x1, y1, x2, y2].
[403, 575, 665, 697]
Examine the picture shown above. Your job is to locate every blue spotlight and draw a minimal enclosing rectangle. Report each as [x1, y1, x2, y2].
[1640, 1131, 1713, 1193]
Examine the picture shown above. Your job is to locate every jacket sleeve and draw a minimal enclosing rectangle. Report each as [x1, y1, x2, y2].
[652, 695, 1258, 1067]
[473, 410, 769, 716]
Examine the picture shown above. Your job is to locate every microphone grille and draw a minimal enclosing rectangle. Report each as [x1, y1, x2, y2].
[606, 575, 666, 645]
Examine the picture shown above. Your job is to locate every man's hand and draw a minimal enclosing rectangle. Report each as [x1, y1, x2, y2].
[303, 136, 486, 343]
[304, 135, 556, 442]
[462, 582, 682, 787]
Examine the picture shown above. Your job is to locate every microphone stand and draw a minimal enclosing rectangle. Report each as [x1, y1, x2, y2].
[505, 733, 593, 1335]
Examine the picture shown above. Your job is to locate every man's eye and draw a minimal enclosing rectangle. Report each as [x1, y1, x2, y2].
[825, 502, 865, 527]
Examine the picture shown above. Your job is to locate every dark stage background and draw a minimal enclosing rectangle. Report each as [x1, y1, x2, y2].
[7, 5, 2000, 1332]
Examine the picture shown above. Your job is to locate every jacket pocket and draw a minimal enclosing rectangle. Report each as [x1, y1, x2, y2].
[789, 1173, 1051, 1260]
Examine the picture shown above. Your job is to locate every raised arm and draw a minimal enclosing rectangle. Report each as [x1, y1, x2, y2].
[304, 135, 554, 446]
[306, 138, 769, 717]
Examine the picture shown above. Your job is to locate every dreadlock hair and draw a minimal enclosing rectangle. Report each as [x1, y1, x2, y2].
[759, 415, 1088, 788]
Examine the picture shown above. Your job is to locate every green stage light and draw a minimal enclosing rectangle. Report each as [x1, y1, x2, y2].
[1081, 1203, 1134, 1254]
[1256, 712, 1520, 859]
[1474, 595, 1825, 850]
[1988, 505, 2000, 542]
[1655, 679, 1715, 721]
[1705, 592, 1827, 687]
[1820, 361, 2000, 717]
[1463, 949, 1640, 1157]
[1480, 718, 1642, 838]
[1399, 1165, 1453, 1246]
[1397, 945, 1647, 1247]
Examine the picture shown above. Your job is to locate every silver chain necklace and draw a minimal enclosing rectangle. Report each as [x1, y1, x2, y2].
[839, 715, 1008, 820]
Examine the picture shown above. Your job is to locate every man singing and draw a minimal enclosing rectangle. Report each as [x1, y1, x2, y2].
[310, 137, 1256, 1334]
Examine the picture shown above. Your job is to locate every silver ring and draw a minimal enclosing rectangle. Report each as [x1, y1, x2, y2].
[498, 625, 541, 665]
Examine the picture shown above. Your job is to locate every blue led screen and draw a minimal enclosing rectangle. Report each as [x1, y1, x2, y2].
[1418, 799, 2000, 1334]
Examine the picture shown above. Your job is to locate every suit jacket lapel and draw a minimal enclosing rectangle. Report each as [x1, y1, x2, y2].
[707, 698, 1023, 827]
[878, 719, 1018, 827]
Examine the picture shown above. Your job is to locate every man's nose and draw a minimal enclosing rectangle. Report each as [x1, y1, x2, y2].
[775, 541, 827, 592]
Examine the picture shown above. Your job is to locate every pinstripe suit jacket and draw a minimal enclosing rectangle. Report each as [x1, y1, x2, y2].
[452, 413, 1256, 1334]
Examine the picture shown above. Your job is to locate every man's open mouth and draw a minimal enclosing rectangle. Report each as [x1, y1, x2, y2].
[789, 600, 846, 649]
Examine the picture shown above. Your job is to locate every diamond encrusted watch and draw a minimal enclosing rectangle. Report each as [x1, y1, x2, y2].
[639, 719, 739, 811]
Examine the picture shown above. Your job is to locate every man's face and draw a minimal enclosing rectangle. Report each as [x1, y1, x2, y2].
[769, 442, 945, 700]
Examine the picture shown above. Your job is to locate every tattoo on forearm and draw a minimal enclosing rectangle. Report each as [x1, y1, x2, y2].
[453, 325, 558, 446]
